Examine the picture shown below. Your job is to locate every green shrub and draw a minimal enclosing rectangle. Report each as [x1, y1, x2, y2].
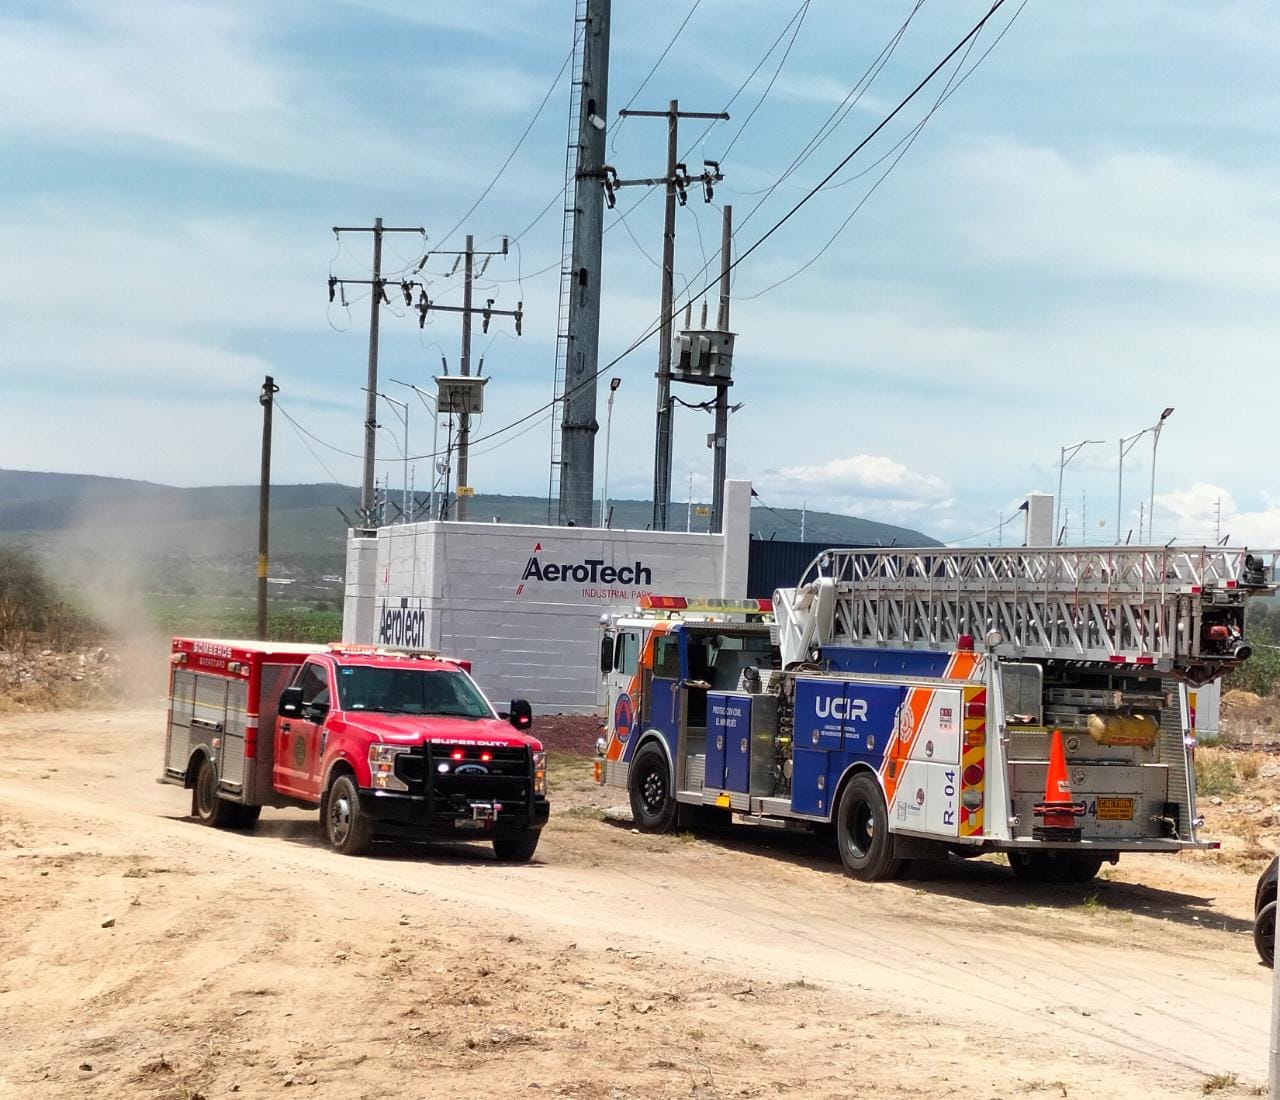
[1194, 749, 1239, 798]
[0, 547, 101, 652]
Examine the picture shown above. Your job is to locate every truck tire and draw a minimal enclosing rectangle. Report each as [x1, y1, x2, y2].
[1255, 899, 1276, 968]
[628, 743, 678, 833]
[324, 774, 373, 856]
[493, 830, 541, 863]
[193, 757, 242, 829]
[1007, 850, 1104, 883]
[834, 773, 901, 882]
[1058, 854, 1105, 883]
[1007, 851, 1064, 882]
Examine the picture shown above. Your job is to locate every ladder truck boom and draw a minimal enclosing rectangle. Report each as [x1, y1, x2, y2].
[775, 546, 1279, 684]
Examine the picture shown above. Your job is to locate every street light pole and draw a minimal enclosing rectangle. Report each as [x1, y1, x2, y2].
[390, 377, 440, 521]
[367, 389, 409, 524]
[1148, 407, 1175, 543]
[1116, 429, 1150, 545]
[599, 377, 621, 527]
[1055, 439, 1105, 544]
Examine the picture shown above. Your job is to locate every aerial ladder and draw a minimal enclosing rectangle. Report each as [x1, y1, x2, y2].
[776, 545, 1278, 684]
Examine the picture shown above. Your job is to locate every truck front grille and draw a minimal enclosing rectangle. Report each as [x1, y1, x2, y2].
[395, 744, 532, 814]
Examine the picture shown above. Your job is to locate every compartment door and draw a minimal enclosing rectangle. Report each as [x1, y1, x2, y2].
[723, 695, 752, 794]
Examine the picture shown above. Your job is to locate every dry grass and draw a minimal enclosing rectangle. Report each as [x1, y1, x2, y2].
[1238, 753, 1263, 781]
[1195, 749, 1239, 797]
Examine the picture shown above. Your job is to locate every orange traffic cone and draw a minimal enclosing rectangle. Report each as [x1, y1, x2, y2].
[1032, 728, 1086, 841]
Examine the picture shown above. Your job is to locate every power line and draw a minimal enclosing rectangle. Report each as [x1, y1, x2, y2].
[600, 0, 812, 237]
[404, 0, 1012, 464]
[718, 0, 811, 162]
[742, 0, 1027, 301]
[434, 29, 583, 251]
[610, 0, 705, 154]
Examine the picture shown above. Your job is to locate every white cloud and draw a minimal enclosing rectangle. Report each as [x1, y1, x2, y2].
[0, 2, 466, 183]
[754, 453, 950, 520]
[947, 138, 1280, 294]
[1156, 482, 1280, 546]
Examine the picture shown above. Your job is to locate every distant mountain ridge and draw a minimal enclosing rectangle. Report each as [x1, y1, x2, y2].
[0, 468, 942, 550]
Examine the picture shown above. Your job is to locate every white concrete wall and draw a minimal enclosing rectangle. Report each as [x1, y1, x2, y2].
[342, 535, 379, 643]
[344, 481, 753, 713]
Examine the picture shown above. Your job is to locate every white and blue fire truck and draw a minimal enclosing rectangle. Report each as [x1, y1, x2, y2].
[594, 546, 1276, 882]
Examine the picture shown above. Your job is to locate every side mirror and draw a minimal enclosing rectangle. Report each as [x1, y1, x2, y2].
[508, 699, 533, 731]
[600, 635, 614, 676]
[279, 685, 304, 718]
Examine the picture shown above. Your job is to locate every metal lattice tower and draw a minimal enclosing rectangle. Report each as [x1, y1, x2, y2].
[775, 546, 1278, 683]
[546, 0, 590, 524]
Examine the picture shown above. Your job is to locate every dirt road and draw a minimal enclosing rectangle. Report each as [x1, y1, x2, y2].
[0, 708, 1272, 1099]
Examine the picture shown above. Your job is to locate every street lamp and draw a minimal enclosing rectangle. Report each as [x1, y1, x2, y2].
[390, 375, 442, 521]
[1056, 438, 1105, 544]
[599, 377, 622, 528]
[1116, 428, 1151, 544]
[1148, 406, 1175, 543]
[369, 390, 409, 524]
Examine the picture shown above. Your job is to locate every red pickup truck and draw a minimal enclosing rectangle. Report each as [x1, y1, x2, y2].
[161, 639, 548, 860]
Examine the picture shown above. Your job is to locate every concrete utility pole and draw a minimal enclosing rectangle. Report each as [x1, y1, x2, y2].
[256, 375, 278, 641]
[711, 204, 732, 533]
[557, 0, 612, 528]
[329, 219, 426, 525]
[612, 100, 728, 530]
[458, 235, 475, 521]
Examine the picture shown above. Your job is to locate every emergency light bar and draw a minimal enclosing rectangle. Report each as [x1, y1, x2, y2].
[638, 595, 773, 616]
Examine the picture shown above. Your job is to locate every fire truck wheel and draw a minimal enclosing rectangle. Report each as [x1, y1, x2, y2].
[628, 743, 677, 833]
[325, 774, 373, 856]
[1057, 854, 1104, 883]
[193, 757, 242, 829]
[835, 774, 901, 882]
[493, 830, 541, 862]
[1255, 900, 1276, 968]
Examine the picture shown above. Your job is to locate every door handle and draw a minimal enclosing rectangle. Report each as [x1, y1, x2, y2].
[281, 722, 292, 733]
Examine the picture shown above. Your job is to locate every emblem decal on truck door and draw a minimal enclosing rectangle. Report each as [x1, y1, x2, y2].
[293, 735, 307, 768]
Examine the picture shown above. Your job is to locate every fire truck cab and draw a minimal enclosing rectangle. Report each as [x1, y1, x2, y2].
[162, 639, 549, 860]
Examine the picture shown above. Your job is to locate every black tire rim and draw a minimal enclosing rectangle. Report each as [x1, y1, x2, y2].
[1259, 902, 1276, 966]
[329, 784, 352, 846]
[846, 798, 874, 860]
[640, 761, 667, 816]
[195, 763, 215, 818]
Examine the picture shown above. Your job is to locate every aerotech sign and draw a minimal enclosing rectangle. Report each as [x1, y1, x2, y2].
[515, 541, 654, 601]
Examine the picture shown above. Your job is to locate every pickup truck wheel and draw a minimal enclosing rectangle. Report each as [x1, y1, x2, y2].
[193, 757, 241, 829]
[835, 773, 901, 882]
[628, 743, 677, 833]
[1255, 899, 1276, 968]
[493, 831, 541, 863]
[325, 775, 373, 856]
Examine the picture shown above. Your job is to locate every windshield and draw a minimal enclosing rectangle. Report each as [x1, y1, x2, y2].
[335, 666, 493, 719]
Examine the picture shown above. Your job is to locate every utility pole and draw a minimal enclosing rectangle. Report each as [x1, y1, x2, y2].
[410, 236, 519, 523]
[256, 375, 278, 641]
[557, 0, 612, 528]
[711, 204, 733, 533]
[610, 100, 728, 530]
[459, 235, 475, 521]
[329, 219, 426, 525]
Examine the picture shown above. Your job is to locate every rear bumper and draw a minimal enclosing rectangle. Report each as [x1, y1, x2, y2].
[952, 837, 1217, 853]
[357, 789, 549, 836]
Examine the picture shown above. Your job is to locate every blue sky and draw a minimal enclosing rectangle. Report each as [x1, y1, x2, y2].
[3, 0, 1278, 545]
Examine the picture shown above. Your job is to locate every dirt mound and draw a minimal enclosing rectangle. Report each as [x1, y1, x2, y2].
[1224, 689, 1266, 712]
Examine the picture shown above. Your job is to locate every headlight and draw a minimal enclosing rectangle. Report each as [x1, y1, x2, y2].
[532, 750, 547, 797]
[369, 744, 409, 791]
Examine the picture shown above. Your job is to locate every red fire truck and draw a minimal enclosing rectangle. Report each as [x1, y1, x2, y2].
[160, 638, 548, 859]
